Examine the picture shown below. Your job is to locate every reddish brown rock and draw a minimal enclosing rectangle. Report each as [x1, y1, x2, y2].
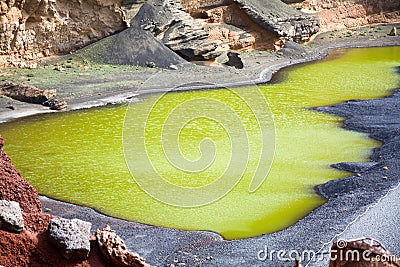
[297, 0, 400, 32]
[0, 83, 56, 105]
[96, 225, 152, 267]
[0, 83, 67, 109]
[0, 134, 109, 266]
[329, 238, 400, 267]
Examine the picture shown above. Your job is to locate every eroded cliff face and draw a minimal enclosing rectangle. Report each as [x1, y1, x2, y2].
[180, 0, 319, 52]
[181, 0, 280, 52]
[294, 0, 400, 32]
[0, 0, 127, 68]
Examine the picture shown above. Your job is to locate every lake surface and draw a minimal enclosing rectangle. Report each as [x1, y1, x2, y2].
[1, 46, 399, 239]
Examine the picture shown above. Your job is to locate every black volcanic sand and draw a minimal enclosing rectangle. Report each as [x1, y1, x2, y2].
[1, 23, 399, 266]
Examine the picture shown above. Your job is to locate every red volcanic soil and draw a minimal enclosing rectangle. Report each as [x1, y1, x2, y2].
[0, 134, 108, 267]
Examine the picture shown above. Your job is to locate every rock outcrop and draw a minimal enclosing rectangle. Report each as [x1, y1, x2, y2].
[233, 0, 319, 43]
[294, 0, 400, 32]
[96, 225, 152, 267]
[78, 8, 187, 68]
[48, 218, 92, 260]
[0, 0, 127, 68]
[0, 83, 67, 110]
[0, 200, 24, 233]
[135, 0, 222, 60]
[178, 0, 319, 53]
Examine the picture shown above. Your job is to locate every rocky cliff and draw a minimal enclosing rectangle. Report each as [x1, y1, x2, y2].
[293, 0, 400, 32]
[0, 0, 398, 68]
[0, 0, 127, 68]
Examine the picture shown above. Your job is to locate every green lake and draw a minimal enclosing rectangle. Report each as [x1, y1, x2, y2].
[1, 46, 399, 239]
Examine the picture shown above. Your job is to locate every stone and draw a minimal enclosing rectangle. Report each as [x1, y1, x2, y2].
[43, 97, 68, 110]
[0, 200, 24, 233]
[0, 83, 56, 105]
[225, 52, 244, 69]
[330, 238, 400, 266]
[48, 218, 91, 260]
[169, 64, 179, 70]
[96, 225, 152, 267]
[389, 27, 397, 36]
[331, 162, 378, 173]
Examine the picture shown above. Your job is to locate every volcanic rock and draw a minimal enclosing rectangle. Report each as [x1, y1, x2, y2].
[226, 52, 244, 69]
[0, 83, 55, 104]
[0, 83, 67, 109]
[96, 225, 152, 267]
[134, 1, 222, 60]
[389, 27, 397, 36]
[331, 162, 378, 173]
[48, 218, 92, 261]
[0, 200, 24, 233]
[43, 97, 68, 110]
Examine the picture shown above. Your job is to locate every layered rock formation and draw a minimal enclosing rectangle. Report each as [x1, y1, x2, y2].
[0, 83, 67, 110]
[294, 0, 400, 32]
[0, 0, 398, 68]
[0, 0, 127, 68]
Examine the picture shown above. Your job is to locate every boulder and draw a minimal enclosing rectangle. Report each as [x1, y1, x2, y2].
[225, 52, 244, 69]
[134, 1, 222, 60]
[0, 200, 24, 233]
[48, 218, 92, 260]
[233, 0, 320, 43]
[389, 27, 397, 36]
[0, 83, 67, 109]
[96, 225, 152, 267]
[0, 83, 56, 104]
[43, 97, 68, 110]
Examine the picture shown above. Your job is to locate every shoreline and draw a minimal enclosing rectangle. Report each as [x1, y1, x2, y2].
[1, 25, 400, 266]
[0, 24, 399, 123]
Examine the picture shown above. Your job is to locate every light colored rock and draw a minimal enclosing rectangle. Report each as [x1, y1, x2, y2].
[0, 200, 24, 233]
[96, 225, 152, 267]
[298, 0, 400, 32]
[48, 218, 91, 260]
[0, 0, 127, 68]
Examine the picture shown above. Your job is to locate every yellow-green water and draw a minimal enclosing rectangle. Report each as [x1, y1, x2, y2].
[1, 47, 399, 239]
